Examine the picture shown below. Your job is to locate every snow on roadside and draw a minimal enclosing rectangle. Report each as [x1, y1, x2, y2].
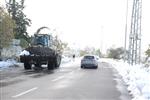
[61, 56, 72, 64]
[0, 56, 81, 70]
[101, 58, 150, 100]
[0, 50, 29, 70]
[61, 57, 82, 68]
[0, 59, 21, 70]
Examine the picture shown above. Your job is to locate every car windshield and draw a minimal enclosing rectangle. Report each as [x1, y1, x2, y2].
[84, 56, 94, 59]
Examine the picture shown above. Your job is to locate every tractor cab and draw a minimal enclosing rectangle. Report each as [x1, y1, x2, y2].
[31, 34, 53, 47]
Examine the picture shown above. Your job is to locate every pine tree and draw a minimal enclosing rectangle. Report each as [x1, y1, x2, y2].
[6, 0, 31, 47]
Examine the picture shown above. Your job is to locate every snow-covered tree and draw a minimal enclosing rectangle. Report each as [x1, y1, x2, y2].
[0, 6, 15, 58]
[145, 45, 150, 57]
[107, 47, 124, 59]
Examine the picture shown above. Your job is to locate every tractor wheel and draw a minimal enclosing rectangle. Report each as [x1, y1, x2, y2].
[48, 61, 55, 70]
[55, 56, 61, 68]
[24, 62, 31, 70]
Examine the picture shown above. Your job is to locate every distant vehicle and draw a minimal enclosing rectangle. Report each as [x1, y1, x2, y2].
[81, 55, 98, 69]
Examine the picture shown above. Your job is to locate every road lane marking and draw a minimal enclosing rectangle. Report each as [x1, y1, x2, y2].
[52, 67, 80, 82]
[51, 76, 65, 82]
[12, 87, 38, 98]
[77, 68, 80, 70]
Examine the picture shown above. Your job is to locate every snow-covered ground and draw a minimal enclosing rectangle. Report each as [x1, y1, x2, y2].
[0, 59, 22, 70]
[101, 59, 150, 100]
[60, 57, 82, 68]
[0, 56, 76, 70]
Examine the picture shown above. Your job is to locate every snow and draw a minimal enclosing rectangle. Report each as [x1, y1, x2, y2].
[101, 59, 150, 100]
[61, 56, 72, 64]
[0, 59, 19, 70]
[61, 57, 82, 68]
[19, 50, 30, 56]
[0, 56, 80, 70]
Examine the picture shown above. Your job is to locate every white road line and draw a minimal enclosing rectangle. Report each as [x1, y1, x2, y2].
[77, 68, 80, 70]
[12, 87, 38, 98]
[52, 67, 80, 82]
[68, 70, 76, 75]
[51, 76, 65, 82]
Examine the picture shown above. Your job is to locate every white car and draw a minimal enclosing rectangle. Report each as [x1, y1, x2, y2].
[81, 55, 98, 69]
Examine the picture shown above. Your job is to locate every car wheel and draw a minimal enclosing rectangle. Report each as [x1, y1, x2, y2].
[48, 61, 55, 70]
[24, 62, 31, 70]
[95, 66, 98, 69]
[81, 66, 84, 69]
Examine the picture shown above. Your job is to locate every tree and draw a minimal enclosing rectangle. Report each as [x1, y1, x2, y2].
[53, 35, 68, 54]
[0, 6, 15, 58]
[79, 47, 101, 57]
[107, 47, 124, 59]
[145, 45, 150, 60]
[95, 49, 102, 57]
[79, 49, 89, 56]
[6, 0, 31, 47]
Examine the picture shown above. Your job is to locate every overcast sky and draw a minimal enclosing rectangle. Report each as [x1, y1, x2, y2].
[1, 0, 150, 54]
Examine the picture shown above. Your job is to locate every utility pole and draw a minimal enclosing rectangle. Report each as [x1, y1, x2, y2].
[128, 0, 142, 65]
[100, 26, 103, 55]
[124, 0, 128, 62]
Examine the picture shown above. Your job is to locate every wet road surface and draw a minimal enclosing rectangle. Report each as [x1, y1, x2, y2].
[0, 61, 131, 100]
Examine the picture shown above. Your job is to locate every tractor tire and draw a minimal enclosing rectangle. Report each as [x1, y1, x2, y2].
[55, 56, 61, 68]
[48, 61, 55, 70]
[24, 62, 31, 70]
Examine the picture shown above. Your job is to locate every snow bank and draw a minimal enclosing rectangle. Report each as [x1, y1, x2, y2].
[61, 57, 82, 68]
[61, 56, 71, 64]
[101, 59, 150, 100]
[0, 60, 18, 69]
[20, 50, 30, 56]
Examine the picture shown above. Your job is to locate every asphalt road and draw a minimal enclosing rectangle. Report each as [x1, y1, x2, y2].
[0, 61, 131, 100]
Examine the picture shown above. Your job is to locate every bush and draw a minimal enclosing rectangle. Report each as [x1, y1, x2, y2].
[107, 47, 124, 59]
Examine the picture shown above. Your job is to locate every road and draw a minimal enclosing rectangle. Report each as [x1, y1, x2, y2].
[0, 60, 131, 100]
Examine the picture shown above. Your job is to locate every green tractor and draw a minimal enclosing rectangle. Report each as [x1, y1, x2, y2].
[20, 27, 61, 70]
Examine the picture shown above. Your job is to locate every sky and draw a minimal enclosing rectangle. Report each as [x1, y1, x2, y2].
[1, 0, 150, 54]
